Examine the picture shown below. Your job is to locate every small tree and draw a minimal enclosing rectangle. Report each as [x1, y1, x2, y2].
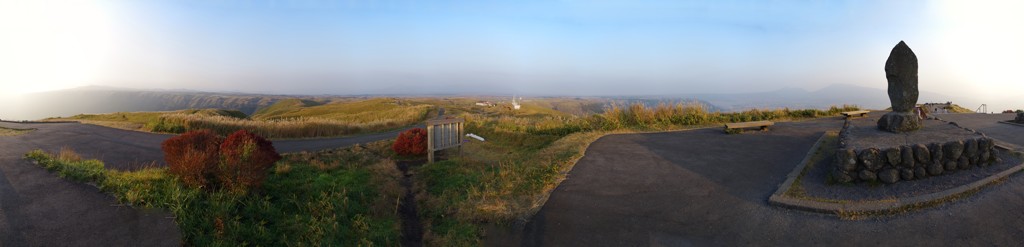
[392, 128, 428, 156]
[162, 129, 223, 188]
[217, 130, 281, 193]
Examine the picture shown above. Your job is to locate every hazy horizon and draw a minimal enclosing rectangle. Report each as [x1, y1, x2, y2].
[2, 1, 1022, 109]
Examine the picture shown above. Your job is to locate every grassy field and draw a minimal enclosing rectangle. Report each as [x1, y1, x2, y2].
[0, 126, 35, 136]
[47, 98, 434, 139]
[25, 142, 404, 246]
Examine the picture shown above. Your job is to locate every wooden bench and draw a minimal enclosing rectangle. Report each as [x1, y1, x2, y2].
[841, 110, 870, 118]
[724, 120, 774, 133]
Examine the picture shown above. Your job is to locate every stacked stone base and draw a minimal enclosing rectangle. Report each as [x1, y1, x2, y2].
[877, 111, 921, 133]
[832, 137, 1000, 184]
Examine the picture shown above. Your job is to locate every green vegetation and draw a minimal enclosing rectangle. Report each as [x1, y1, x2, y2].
[25, 141, 403, 246]
[0, 126, 34, 136]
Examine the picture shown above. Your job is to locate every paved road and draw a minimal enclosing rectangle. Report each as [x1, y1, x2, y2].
[939, 113, 1024, 150]
[0, 121, 415, 246]
[488, 113, 1024, 246]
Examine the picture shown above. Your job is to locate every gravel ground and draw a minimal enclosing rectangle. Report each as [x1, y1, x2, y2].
[845, 116, 983, 150]
[802, 147, 1022, 201]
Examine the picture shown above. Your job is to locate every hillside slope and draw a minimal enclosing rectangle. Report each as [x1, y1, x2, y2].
[6, 87, 322, 120]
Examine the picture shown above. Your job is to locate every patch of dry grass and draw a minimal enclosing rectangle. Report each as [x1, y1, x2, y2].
[58, 146, 82, 162]
[0, 126, 34, 136]
[158, 110, 429, 139]
[45, 98, 435, 138]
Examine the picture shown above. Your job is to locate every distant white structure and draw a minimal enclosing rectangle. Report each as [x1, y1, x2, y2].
[512, 95, 522, 110]
[475, 101, 495, 107]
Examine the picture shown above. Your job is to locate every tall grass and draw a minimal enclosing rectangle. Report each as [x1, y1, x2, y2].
[600, 102, 860, 129]
[155, 107, 430, 138]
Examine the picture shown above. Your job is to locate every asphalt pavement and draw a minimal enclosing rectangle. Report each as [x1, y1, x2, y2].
[487, 112, 1024, 246]
[3, 112, 1021, 246]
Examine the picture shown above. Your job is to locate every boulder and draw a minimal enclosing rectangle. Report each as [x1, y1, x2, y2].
[901, 145, 916, 168]
[878, 112, 922, 133]
[859, 148, 884, 171]
[915, 167, 929, 179]
[900, 168, 915, 180]
[943, 141, 964, 161]
[913, 144, 930, 163]
[957, 156, 970, 170]
[833, 169, 854, 183]
[928, 163, 944, 176]
[879, 169, 900, 184]
[981, 151, 992, 166]
[944, 160, 958, 172]
[835, 149, 858, 172]
[885, 148, 901, 167]
[965, 139, 979, 157]
[929, 142, 943, 163]
[859, 170, 878, 182]
[978, 138, 991, 153]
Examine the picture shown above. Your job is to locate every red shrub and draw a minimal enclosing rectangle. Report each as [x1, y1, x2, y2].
[392, 128, 428, 156]
[217, 130, 281, 193]
[161, 129, 222, 188]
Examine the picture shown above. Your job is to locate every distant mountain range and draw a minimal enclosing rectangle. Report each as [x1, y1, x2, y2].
[2, 86, 300, 120]
[687, 83, 967, 111]
[1, 84, 1014, 121]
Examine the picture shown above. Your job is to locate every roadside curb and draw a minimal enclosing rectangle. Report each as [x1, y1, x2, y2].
[998, 121, 1024, 128]
[769, 132, 1024, 216]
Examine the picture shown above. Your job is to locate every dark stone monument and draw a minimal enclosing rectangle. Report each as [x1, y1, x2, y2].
[828, 41, 1001, 186]
[877, 41, 922, 133]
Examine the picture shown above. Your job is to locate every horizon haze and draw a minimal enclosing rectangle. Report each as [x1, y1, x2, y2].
[2, 0, 1023, 116]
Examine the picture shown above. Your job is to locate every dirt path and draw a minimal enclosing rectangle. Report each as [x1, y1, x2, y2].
[487, 113, 1024, 246]
[0, 121, 421, 246]
[396, 160, 425, 247]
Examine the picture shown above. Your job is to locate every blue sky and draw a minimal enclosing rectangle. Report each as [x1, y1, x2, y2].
[1, 0, 1022, 101]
